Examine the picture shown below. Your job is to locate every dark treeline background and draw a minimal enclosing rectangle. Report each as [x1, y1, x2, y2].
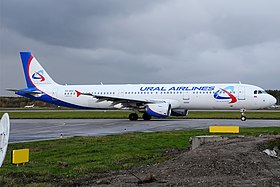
[0, 97, 56, 108]
[0, 90, 279, 108]
[266, 90, 280, 105]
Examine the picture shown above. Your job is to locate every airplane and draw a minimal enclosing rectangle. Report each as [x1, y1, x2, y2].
[24, 104, 35, 108]
[7, 52, 277, 121]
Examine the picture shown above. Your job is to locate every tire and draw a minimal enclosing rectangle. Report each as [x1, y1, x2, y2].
[142, 113, 151, 121]
[129, 113, 138, 121]
[241, 116, 246, 121]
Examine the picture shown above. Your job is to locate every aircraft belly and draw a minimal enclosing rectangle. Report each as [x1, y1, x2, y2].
[87, 99, 113, 108]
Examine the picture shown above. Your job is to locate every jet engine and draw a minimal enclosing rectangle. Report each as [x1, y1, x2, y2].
[146, 103, 171, 118]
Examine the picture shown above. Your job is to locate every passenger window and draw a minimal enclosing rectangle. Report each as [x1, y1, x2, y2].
[254, 90, 257, 94]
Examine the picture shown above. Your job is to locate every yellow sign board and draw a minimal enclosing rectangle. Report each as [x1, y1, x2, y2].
[209, 126, 240, 133]
[12, 149, 29, 165]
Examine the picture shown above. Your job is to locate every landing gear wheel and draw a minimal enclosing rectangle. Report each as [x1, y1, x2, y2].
[240, 108, 246, 121]
[129, 113, 138, 121]
[142, 113, 151, 121]
[241, 115, 246, 121]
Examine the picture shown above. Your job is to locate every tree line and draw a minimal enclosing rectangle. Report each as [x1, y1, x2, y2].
[0, 97, 56, 108]
[266, 90, 280, 105]
[0, 90, 279, 108]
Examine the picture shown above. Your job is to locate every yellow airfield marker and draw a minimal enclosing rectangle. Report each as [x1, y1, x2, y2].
[209, 126, 240, 133]
[12, 149, 29, 166]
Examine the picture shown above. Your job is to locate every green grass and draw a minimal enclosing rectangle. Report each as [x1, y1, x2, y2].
[0, 111, 279, 119]
[0, 127, 280, 186]
[0, 130, 205, 185]
[0, 111, 131, 119]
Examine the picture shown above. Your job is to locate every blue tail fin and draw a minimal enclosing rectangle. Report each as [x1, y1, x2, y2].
[20, 52, 57, 88]
[20, 52, 34, 88]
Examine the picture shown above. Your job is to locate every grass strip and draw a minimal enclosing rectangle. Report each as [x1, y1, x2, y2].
[0, 111, 279, 119]
[0, 127, 280, 186]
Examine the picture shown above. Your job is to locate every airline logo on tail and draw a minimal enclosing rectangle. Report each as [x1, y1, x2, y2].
[214, 86, 237, 103]
[31, 70, 45, 82]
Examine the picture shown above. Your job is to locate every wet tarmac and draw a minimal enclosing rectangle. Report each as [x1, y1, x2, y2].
[9, 119, 280, 143]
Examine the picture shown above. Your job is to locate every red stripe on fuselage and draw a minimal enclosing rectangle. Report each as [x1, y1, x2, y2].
[220, 88, 237, 103]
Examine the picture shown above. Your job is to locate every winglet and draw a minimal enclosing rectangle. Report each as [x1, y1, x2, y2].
[75, 90, 82, 97]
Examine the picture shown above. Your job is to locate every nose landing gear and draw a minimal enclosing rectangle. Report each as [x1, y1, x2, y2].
[240, 108, 246, 121]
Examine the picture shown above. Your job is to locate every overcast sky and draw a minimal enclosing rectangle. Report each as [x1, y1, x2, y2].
[1, 0, 279, 96]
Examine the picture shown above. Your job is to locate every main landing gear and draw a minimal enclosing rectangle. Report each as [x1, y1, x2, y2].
[128, 113, 151, 121]
[142, 113, 151, 120]
[129, 113, 138, 121]
[240, 108, 246, 121]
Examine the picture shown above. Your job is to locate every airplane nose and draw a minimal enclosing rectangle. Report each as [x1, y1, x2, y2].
[272, 96, 277, 105]
[270, 95, 277, 105]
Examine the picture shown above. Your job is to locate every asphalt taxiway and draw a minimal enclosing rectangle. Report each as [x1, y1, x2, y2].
[9, 119, 280, 143]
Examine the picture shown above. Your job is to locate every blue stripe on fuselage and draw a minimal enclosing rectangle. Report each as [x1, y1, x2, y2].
[16, 91, 92, 109]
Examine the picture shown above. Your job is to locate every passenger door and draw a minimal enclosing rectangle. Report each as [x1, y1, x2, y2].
[52, 88, 58, 101]
[183, 92, 190, 100]
[238, 86, 245, 100]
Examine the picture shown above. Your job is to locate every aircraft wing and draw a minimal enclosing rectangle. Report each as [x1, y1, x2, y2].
[80, 92, 156, 108]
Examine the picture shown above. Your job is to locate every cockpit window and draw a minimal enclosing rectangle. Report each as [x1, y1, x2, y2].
[254, 90, 267, 94]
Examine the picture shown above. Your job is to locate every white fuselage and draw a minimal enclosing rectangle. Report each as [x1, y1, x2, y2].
[14, 52, 277, 120]
[37, 83, 276, 110]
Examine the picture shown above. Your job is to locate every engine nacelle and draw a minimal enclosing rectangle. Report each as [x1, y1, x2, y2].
[146, 103, 171, 118]
[171, 109, 188, 116]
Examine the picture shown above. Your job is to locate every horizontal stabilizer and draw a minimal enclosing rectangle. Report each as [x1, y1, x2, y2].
[6, 88, 42, 95]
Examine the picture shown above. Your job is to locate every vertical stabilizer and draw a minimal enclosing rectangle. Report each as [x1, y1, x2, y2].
[20, 52, 57, 88]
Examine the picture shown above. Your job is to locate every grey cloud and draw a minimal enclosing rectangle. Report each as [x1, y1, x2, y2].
[1, 0, 163, 49]
[1, 0, 280, 96]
